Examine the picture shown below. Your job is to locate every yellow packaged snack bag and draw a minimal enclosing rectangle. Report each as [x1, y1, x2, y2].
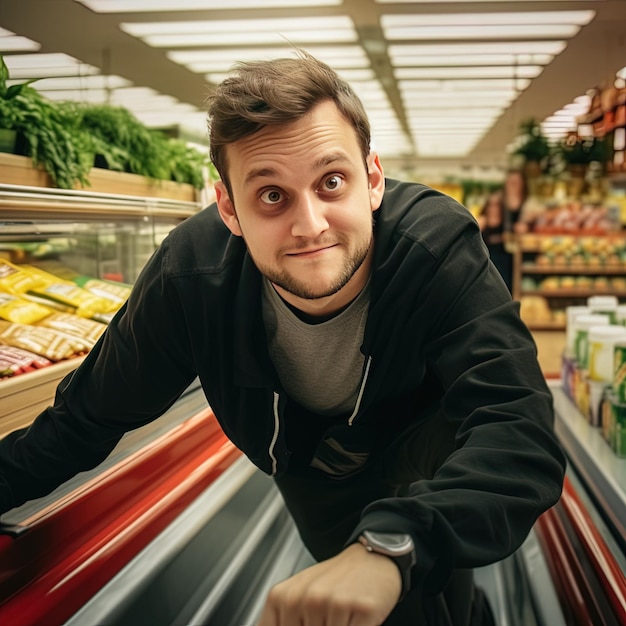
[20, 293, 75, 314]
[27, 261, 130, 314]
[22, 266, 117, 319]
[0, 260, 47, 295]
[75, 277, 131, 310]
[0, 320, 78, 361]
[0, 292, 53, 324]
[37, 313, 106, 349]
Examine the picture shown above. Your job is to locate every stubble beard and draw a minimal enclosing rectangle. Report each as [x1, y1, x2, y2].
[254, 233, 373, 301]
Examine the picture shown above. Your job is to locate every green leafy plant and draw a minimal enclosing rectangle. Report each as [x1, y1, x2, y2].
[164, 137, 209, 189]
[1, 55, 209, 190]
[0, 55, 34, 123]
[512, 118, 552, 164]
[555, 132, 611, 166]
[66, 102, 209, 188]
[71, 104, 167, 178]
[0, 55, 91, 188]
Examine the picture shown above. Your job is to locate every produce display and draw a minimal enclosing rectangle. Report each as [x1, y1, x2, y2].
[0, 259, 131, 377]
[523, 234, 626, 267]
[516, 233, 626, 328]
[529, 201, 618, 235]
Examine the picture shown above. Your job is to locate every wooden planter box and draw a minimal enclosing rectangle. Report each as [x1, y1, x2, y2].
[0, 153, 199, 203]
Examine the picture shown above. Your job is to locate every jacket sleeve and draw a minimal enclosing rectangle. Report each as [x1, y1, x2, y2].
[347, 212, 566, 594]
[0, 241, 197, 514]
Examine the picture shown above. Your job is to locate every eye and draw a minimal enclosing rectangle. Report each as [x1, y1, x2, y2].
[321, 174, 343, 192]
[260, 188, 284, 204]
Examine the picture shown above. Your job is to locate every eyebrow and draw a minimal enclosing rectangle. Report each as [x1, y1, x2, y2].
[243, 151, 352, 186]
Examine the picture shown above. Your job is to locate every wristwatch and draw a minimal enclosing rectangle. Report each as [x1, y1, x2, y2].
[358, 530, 416, 600]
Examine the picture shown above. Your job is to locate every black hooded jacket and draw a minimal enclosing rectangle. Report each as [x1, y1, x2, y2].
[0, 179, 566, 596]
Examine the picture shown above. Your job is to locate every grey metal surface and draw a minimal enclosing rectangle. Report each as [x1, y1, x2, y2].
[474, 533, 565, 626]
[63, 457, 312, 626]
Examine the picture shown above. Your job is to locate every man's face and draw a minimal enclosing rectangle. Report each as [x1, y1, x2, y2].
[215, 100, 385, 316]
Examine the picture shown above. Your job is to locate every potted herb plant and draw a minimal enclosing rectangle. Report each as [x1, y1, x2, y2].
[555, 131, 611, 175]
[0, 55, 91, 188]
[1, 55, 208, 191]
[0, 55, 29, 152]
[67, 102, 209, 189]
[511, 118, 552, 178]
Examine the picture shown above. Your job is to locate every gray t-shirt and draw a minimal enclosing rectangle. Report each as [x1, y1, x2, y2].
[262, 278, 370, 416]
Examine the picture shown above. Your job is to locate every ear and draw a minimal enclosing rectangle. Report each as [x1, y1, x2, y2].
[215, 181, 243, 237]
[366, 152, 385, 212]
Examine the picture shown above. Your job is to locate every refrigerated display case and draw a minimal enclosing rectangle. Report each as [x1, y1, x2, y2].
[540, 380, 626, 625]
[0, 177, 201, 437]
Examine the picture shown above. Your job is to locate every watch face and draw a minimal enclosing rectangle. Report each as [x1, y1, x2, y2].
[358, 531, 416, 599]
[361, 530, 415, 556]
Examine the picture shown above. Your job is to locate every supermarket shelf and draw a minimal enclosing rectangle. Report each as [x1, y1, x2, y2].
[0, 357, 85, 439]
[0, 182, 200, 221]
[521, 289, 626, 298]
[0, 153, 201, 209]
[550, 381, 626, 548]
[519, 234, 626, 252]
[522, 266, 626, 275]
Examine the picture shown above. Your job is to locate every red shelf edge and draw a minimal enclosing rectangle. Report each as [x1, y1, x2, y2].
[0, 407, 241, 626]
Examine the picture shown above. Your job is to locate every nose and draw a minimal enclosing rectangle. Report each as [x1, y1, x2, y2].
[291, 192, 329, 238]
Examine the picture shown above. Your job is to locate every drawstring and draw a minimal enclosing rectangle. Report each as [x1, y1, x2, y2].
[348, 355, 372, 426]
[268, 391, 280, 475]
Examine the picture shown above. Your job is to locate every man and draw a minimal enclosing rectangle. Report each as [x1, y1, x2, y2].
[0, 51, 565, 625]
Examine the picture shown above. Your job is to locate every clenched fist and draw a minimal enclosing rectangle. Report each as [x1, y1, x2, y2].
[256, 542, 402, 626]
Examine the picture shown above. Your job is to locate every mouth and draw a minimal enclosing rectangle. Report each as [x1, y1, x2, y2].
[287, 244, 338, 258]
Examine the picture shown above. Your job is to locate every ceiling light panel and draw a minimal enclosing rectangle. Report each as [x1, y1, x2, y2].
[0, 28, 40, 53]
[409, 120, 500, 131]
[206, 67, 375, 86]
[395, 66, 543, 80]
[416, 140, 483, 158]
[17, 75, 131, 91]
[2, 53, 100, 79]
[382, 11, 595, 27]
[133, 111, 209, 136]
[121, 16, 357, 47]
[113, 96, 194, 112]
[404, 97, 515, 109]
[407, 108, 503, 119]
[389, 41, 567, 56]
[376, 0, 598, 3]
[170, 45, 369, 74]
[41, 90, 108, 104]
[76, 0, 341, 11]
[371, 135, 414, 157]
[390, 53, 555, 67]
[384, 24, 581, 40]
[399, 78, 530, 92]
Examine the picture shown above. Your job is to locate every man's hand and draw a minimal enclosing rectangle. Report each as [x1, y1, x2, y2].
[256, 542, 402, 626]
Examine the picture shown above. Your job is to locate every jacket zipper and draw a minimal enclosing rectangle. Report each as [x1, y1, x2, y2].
[348, 355, 372, 426]
[269, 391, 280, 475]
[268, 355, 372, 473]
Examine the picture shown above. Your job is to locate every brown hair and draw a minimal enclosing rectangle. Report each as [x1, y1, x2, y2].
[206, 50, 371, 191]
